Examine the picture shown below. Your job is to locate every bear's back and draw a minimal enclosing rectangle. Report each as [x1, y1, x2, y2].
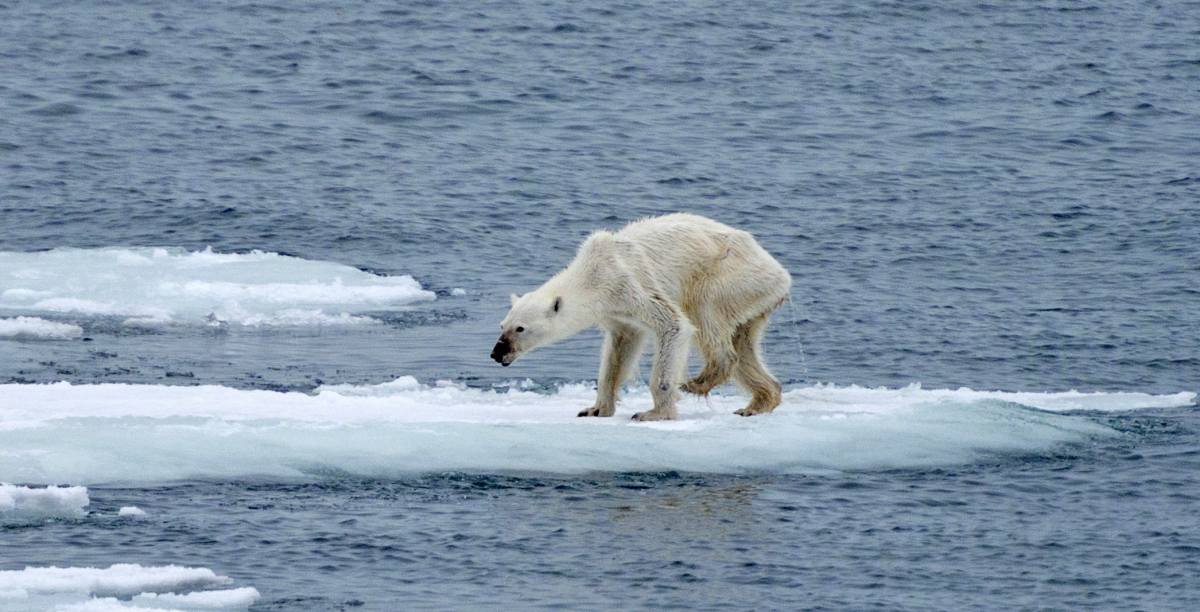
[612, 214, 735, 272]
[601, 214, 780, 298]
[614, 213, 739, 245]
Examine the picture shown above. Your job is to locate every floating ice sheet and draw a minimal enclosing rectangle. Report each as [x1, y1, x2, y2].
[0, 247, 434, 326]
[0, 379, 1192, 484]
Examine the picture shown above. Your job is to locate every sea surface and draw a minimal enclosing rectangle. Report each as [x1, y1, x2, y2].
[1, 0, 1198, 610]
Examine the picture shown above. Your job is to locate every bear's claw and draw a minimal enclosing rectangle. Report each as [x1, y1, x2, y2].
[578, 405, 614, 417]
[734, 402, 777, 417]
[631, 410, 675, 421]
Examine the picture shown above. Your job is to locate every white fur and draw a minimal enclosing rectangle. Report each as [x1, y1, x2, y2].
[492, 213, 791, 420]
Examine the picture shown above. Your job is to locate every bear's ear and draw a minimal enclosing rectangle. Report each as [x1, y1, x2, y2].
[510, 293, 520, 307]
[552, 297, 561, 314]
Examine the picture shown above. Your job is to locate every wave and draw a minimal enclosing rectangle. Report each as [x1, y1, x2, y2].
[0, 247, 434, 327]
[1, 379, 1192, 484]
[0, 564, 257, 612]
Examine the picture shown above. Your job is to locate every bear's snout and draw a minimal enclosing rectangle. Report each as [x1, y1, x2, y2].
[491, 337, 513, 366]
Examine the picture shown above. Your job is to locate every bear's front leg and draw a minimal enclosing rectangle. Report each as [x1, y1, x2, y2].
[580, 324, 644, 417]
[631, 301, 691, 421]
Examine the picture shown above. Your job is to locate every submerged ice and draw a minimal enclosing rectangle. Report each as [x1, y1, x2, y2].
[0, 378, 1192, 484]
[0, 247, 434, 326]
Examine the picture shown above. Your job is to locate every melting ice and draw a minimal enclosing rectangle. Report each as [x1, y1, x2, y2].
[0, 378, 1192, 484]
[0, 486, 258, 611]
[0, 247, 434, 327]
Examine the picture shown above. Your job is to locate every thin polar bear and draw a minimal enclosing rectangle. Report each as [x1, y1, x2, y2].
[490, 213, 792, 421]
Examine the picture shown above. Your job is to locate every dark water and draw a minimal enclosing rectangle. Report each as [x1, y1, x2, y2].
[3, 0, 1197, 393]
[2, 0, 1199, 610]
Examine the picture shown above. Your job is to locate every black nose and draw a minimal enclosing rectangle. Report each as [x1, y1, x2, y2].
[490, 338, 511, 365]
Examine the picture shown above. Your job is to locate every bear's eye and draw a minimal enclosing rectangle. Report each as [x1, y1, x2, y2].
[515, 326, 525, 333]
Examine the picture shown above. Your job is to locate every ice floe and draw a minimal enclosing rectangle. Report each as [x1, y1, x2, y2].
[0, 379, 1192, 483]
[0, 564, 257, 612]
[0, 247, 433, 326]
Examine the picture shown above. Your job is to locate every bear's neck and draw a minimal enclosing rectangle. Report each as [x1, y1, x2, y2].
[540, 269, 603, 338]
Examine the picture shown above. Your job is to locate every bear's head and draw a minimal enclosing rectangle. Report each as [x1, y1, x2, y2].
[491, 292, 563, 366]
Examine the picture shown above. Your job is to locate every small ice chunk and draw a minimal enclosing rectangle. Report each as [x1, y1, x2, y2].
[0, 317, 83, 340]
[118, 506, 146, 517]
[451, 287, 467, 296]
[0, 484, 89, 523]
[132, 586, 261, 609]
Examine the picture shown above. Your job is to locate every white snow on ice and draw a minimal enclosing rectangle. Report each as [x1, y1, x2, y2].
[0, 484, 89, 524]
[0, 317, 83, 340]
[0, 247, 434, 326]
[0, 378, 1192, 484]
[0, 564, 257, 612]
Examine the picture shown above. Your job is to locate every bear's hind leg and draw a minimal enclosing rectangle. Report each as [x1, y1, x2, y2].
[730, 312, 782, 416]
[682, 324, 737, 396]
[580, 324, 644, 417]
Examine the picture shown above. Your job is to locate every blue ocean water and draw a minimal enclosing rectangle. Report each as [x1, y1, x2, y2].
[1, 0, 1198, 610]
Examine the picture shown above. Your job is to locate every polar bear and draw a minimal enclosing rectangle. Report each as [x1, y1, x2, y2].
[490, 213, 791, 421]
